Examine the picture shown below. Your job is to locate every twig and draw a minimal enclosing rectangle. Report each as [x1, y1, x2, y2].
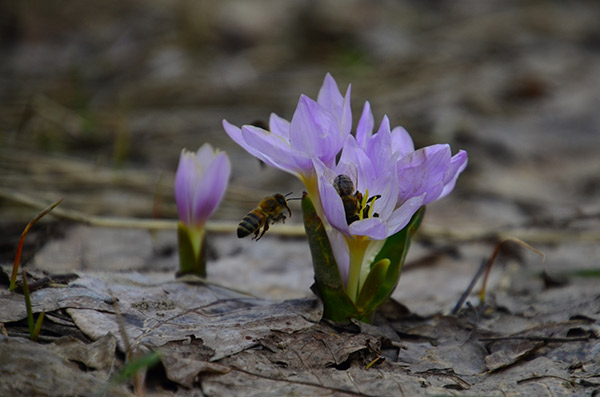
[10, 197, 63, 291]
[2, 188, 600, 242]
[0, 188, 302, 235]
[451, 258, 487, 315]
[452, 237, 544, 314]
[479, 336, 591, 343]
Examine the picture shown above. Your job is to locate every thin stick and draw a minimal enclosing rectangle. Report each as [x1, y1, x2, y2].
[452, 237, 544, 314]
[2, 188, 600, 242]
[10, 198, 63, 291]
[477, 237, 544, 305]
[451, 258, 488, 315]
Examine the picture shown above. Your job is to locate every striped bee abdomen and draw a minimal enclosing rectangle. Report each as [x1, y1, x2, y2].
[237, 211, 265, 238]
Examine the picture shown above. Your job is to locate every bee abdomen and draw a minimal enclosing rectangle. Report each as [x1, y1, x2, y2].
[237, 211, 264, 238]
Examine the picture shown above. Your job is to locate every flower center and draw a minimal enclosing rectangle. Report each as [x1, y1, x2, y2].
[357, 188, 380, 222]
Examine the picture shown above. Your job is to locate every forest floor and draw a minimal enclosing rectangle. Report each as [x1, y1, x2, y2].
[1, 1, 599, 395]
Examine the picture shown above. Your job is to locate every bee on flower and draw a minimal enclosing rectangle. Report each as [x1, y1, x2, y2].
[223, 74, 467, 322]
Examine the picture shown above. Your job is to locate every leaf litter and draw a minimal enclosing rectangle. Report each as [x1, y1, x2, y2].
[2, 243, 599, 396]
[2, 1, 600, 395]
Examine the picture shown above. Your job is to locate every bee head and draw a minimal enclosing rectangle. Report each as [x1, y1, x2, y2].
[274, 193, 292, 216]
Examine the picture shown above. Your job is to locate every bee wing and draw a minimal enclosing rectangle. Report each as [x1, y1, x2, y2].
[338, 163, 359, 191]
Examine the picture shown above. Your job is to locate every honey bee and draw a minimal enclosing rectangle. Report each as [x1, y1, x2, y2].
[333, 174, 380, 225]
[237, 193, 292, 240]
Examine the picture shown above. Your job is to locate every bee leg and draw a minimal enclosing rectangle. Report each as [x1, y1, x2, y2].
[365, 195, 381, 203]
[271, 214, 286, 224]
[255, 222, 269, 241]
[347, 214, 359, 225]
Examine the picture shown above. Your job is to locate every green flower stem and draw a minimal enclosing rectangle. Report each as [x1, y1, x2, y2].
[177, 221, 207, 277]
[300, 174, 323, 219]
[345, 237, 370, 302]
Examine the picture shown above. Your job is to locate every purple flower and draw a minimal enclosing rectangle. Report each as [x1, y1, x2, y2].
[222, 72, 468, 303]
[175, 144, 231, 227]
[222, 73, 351, 195]
[314, 132, 425, 296]
[356, 100, 468, 206]
[315, 110, 467, 300]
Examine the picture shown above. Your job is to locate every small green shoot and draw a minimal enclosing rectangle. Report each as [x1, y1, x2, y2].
[108, 351, 161, 386]
[22, 269, 45, 342]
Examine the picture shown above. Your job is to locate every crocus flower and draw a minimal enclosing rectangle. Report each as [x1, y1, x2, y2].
[222, 73, 352, 201]
[314, 129, 424, 301]
[174, 144, 230, 276]
[223, 73, 468, 322]
[316, 109, 467, 306]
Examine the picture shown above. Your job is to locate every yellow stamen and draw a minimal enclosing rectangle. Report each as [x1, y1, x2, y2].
[358, 188, 378, 221]
[359, 189, 369, 221]
[367, 196, 378, 218]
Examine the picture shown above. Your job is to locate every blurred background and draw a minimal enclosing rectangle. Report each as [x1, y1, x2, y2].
[1, 0, 599, 304]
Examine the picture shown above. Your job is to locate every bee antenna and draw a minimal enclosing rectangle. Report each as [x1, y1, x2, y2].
[283, 192, 302, 201]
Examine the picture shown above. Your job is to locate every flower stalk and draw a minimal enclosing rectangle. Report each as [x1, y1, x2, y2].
[345, 237, 369, 302]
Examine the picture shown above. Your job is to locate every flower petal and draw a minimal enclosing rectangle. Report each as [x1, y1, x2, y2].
[223, 120, 278, 166]
[338, 136, 375, 193]
[366, 116, 394, 177]
[397, 144, 450, 205]
[327, 228, 350, 286]
[290, 95, 341, 167]
[268, 113, 291, 138]
[174, 150, 197, 225]
[386, 194, 426, 235]
[316, 161, 351, 235]
[240, 125, 302, 175]
[391, 126, 414, 157]
[356, 101, 374, 148]
[439, 150, 468, 199]
[349, 217, 387, 239]
[192, 151, 230, 223]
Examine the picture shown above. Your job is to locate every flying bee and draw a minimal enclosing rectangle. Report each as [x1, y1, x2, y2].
[333, 174, 381, 225]
[237, 193, 296, 241]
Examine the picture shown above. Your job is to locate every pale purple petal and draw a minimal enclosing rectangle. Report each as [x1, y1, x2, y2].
[317, 73, 344, 123]
[327, 228, 350, 286]
[317, 73, 352, 139]
[315, 160, 351, 235]
[366, 116, 394, 176]
[340, 84, 353, 137]
[338, 136, 375, 192]
[223, 120, 279, 168]
[269, 113, 290, 138]
[240, 125, 302, 174]
[192, 151, 230, 223]
[439, 150, 468, 199]
[317, 73, 343, 111]
[386, 194, 426, 235]
[356, 101, 374, 148]
[290, 95, 341, 167]
[367, 169, 399, 221]
[348, 217, 387, 239]
[195, 143, 217, 170]
[174, 150, 197, 225]
[391, 126, 414, 156]
[175, 147, 230, 227]
[397, 144, 450, 205]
